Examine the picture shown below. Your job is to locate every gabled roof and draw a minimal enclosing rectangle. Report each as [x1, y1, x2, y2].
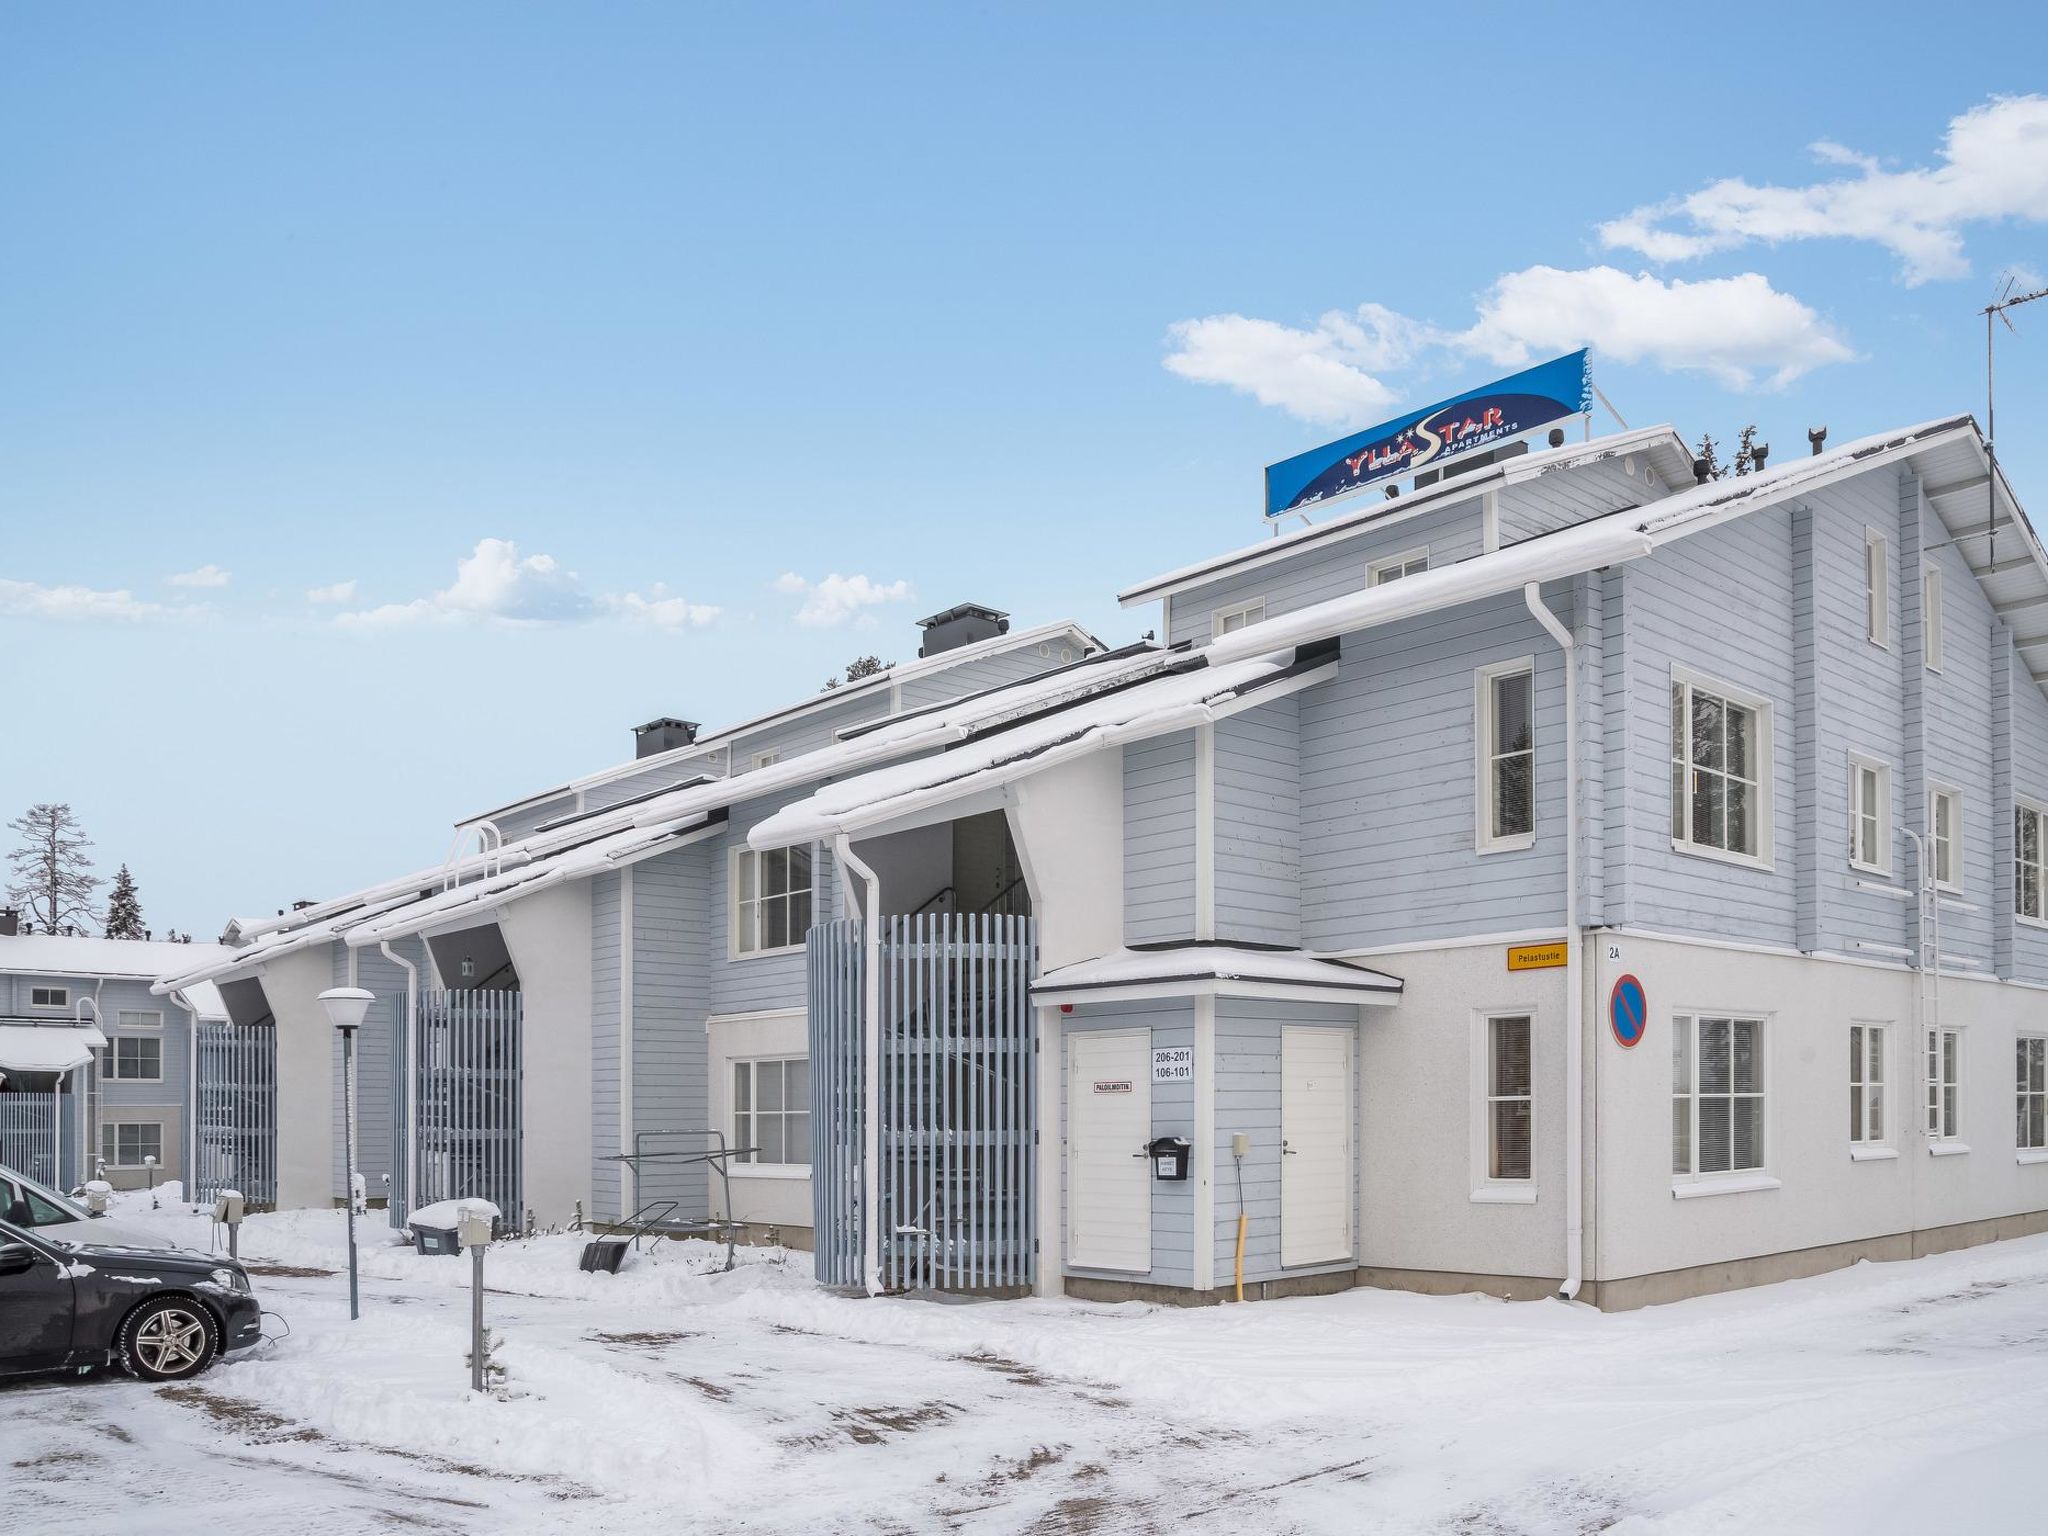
[1031, 942, 1402, 1008]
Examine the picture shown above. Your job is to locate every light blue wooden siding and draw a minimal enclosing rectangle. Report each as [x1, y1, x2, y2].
[88, 979, 187, 1113]
[707, 793, 838, 1017]
[731, 692, 893, 770]
[629, 846, 712, 1221]
[1299, 586, 1569, 948]
[1124, 733, 1196, 943]
[490, 793, 578, 843]
[1214, 700, 1300, 947]
[328, 942, 400, 1198]
[1060, 1000, 1195, 1288]
[589, 871, 622, 1219]
[1211, 999, 1357, 1286]
[1166, 497, 1485, 649]
[896, 640, 1078, 710]
[582, 758, 715, 812]
[1497, 454, 1664, 542]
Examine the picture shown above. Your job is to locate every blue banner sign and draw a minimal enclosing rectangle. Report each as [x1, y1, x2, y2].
[1264, 350, 1591, 518]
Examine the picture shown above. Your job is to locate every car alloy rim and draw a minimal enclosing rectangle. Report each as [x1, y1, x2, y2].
[135, 1307, 208, 1373]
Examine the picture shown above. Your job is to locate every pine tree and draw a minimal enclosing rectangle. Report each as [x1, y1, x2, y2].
[5, 803, 101, 934]
[1732, 425, 1763, 477]
[820, 654, 893, 691]
[104, 864, 144, 939]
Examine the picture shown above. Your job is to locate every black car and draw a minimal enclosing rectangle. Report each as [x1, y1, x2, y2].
[0, 1217, 263, 1382]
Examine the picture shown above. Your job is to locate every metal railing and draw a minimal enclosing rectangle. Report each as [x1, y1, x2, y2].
[0, 1092, 60, 1186]
[393, 989, 522, 1230]
[193, 1022, 277, 1207]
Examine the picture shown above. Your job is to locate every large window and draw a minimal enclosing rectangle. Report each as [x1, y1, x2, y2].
[2019, 1037, 2047, 1153]
[1865, 530, 1888, 645]
[1212, 599, 1266, 638]
[1926, 1028, 1962, 1142]
[1368, 547, 1429, 586]
[733, 1058, 811, 1167]
[102, 1037, 162, 1082]
[1476, 659, 1535, 852]
[1670, 674, 1769, 863]
[1673, 1014, 1766, 1178]
[1484, 1015, 1532, 1182]
[1849, 1023, 1888, 1148]
[1929, 788, 1961, 891]
[732, 845, 814, 957]
[2017, 805, 2048, 922]
[1848, 757, 1891, 873]
[1923, 563, 1944, 671]
[100, 1122, 163, 1170]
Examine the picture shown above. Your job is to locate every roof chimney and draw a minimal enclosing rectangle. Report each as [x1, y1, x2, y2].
[916, 603, 1009, 659]
[1750, 441, 1769, 471]
[1808, 425, 1828, 456]
[634, 717, 700, 758]
[0, 907, 17, 937]
[1692, 457, 1713, 485]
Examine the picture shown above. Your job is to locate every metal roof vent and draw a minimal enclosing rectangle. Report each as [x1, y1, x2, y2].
[916, 603, 1009, 659]
[634, 718, 700, 758]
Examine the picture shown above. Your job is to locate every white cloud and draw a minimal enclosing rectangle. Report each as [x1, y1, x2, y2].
[306, 579, 358, 605]
[1599, 94, 2048, 286]
[166, 564, 230, 589]
[0, 577, 195, 623]
[339, 538, 597, 628]
[1457, 266, 1853, 390]
[774, 571, 914, 628]
[1162, 304, 1450, 426]
[609, 586, 721, 630]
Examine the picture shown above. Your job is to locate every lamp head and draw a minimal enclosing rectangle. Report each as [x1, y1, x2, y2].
[317, 986, 376, 1032]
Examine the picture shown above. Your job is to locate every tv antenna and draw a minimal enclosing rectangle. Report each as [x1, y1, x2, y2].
[1984, 276, 2047, 564]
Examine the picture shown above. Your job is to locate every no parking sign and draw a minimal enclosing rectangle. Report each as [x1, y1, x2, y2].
[1610, 974, 1647, 1049]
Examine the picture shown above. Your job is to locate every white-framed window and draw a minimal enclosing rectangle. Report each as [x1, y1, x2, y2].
[100, 1122, 163, 1169]
[1929, 787, 1962, 891]
[1475, 657, 1535, 853]
[1922, 563, 1944, 671]
[1849, 1023, 1889, 1149]
[1865, 529, 1888, 646]
[731, 843, 814, 958]
[732, 1057, 811, 1167]
[1670, 670, 1771, 865]
[1483, 1013, 1532, 1183]
[2018, 1036, 2047, 1153]
[1672, 1014, 1766, 1180]
[1368, 547, 1429, 586]
[29, 986, 67, 1009]
[750, 749, 781, 772]
[1847, 756, 1891, 874]
[2016, 803, 2048, 924]
[117, 1009, 162, 1030]
[1212, 598, 1266, 638]
[102, 1036, 163, 1082]
[1926, 1027, 1962, 1142]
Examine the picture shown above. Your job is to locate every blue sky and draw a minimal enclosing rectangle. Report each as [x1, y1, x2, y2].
[3, 2, 2044, 934]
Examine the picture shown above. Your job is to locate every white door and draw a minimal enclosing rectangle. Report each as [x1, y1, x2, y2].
[1067, 1030, 1151, 1272]
[1281, 1026, 1353, 1268]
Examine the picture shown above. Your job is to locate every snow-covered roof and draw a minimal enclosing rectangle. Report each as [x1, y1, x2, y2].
[1031, 943, 1402, 1007]
[0, 1020, 108, 1076]
[0, 934, 237, 983]
[1207, 417, 1987, 668]
[749, 648, 1336, 848]
[1118, 425, 1697, 607]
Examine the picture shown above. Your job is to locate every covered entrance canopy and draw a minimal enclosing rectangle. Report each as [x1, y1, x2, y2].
[0, 1021, 107, 1081]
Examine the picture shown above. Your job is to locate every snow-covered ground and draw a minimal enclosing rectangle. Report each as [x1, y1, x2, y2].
[5, 1192, 2046, 1534]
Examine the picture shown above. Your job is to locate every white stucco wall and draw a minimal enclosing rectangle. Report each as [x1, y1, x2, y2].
[260, 943, 343, 1211]
[497, 881, 594, 1229]
[1007, 750, 1125, 969]
[706, 1006, 812, 1232]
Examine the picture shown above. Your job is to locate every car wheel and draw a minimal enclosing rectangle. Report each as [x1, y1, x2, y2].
[118, 1296, 221, 1382]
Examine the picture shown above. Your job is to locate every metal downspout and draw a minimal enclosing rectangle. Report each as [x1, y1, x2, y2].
[380, 941, 420, 1220]
[1524, 581, 1584, 1301]
[833, 833, 884, 1297]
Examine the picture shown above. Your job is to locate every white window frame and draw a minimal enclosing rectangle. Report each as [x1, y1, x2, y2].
[103, 1036, 163, 1083]
[28, 986, 67, 1010]
[1669, 667, 1774, 870]
[1847, 755, 1892, 875]
[1848, 1022, 1893, 1158]
[1671, 1011, 1777, 1195]
[1865, 529, 1889, 647]
[99, 1121, 163, 1170]
[1474, 656, 1536, 854]
[1468, 1011, 1536, 1203]
[2016, 801, 2048, 928]
[728, 842, 816, 960]
[731, 1054, 812, 1170]
[1211, 598, 1267, 639]
[117, 1008, 162, 1030]
[1928, 785, 1963, 893]
[750, 749, 781, 772]
[1367, 546, 1430, 586]
[2017, 1035, 2048, 1159]
[1922, 562, 1944, 671]
[1926, 1025, 1965, 1149]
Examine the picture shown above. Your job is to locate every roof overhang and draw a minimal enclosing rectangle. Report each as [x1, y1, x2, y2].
[0, 1021, 107, 1075]
[1031, 944, 1402, 1009]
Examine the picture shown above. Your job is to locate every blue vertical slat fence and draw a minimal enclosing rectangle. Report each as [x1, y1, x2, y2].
[193, 1022, 278, 1207]
[406, 990, 522, 1232]
[0, 1091, 61, 1187]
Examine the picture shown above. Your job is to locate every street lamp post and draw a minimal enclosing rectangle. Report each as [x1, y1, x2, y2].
[318, 987, 375, 1323]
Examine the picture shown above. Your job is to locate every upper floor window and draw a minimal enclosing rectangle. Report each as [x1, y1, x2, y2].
[29, 986, 67, 1009]
[102, 1037, 162, 1082]
[1670, 672, 1770, 864]
[1673, 1014, 1766, 1179]
[117, 1009, 161, 1030]
[1368, 548, 1429, 586]
[2018, 1036, 2047, 1153]
[1475, 658, 1535, 853]
[1865, 530, 1888, 646]
[1922, 563, 1944, 671]
[732, 844, 814, 958]
[2016, 804, 2048, 923]
[1212, 599, 1266, 639]
[1848, 757, 1891, 874]
[750, 750, 781, 772]
[1929, 787, 1962, 891]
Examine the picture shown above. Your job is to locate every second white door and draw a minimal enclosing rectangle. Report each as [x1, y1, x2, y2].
[1067, 1030, 1151, 1272]
[1280, 1025, 1353, 1268]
